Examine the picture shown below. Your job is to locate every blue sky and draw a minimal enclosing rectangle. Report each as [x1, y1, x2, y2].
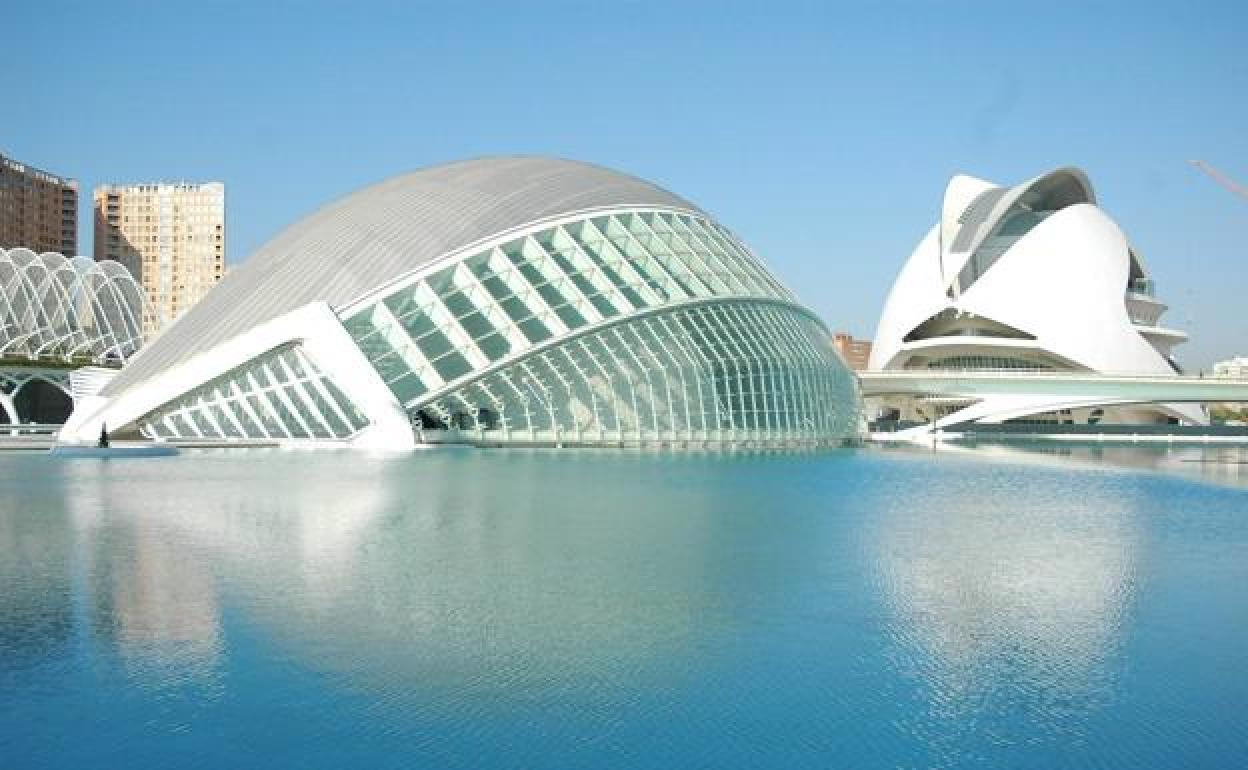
[5, 1, 1245, 367]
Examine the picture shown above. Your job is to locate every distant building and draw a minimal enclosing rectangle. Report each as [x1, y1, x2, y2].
[832, 332, 872, 371]
[94, 182, 225, 331]
[870, 166, 1203, 427]
[1213, 357, 1248, 378]
[0, 152, 78, 255]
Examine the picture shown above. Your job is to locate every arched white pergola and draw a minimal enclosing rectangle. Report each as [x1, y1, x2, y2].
[0, 247, 155, 365]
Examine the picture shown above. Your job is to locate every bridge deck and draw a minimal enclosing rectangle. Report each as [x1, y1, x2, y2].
[859, 370, 1248, 402]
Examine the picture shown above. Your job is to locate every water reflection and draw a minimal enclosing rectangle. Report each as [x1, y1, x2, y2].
[2, 448, 1245, 767]
[54, 451, 765, 701]
[869, 464, 1141, 746]
[944, 441, 1248, 488]
[0, 497, 74, 668]
[64, 461, 225, 688]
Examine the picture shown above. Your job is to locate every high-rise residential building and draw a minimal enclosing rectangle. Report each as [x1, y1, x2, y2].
[94, 182, 224, 330]
[0, 151, 78, 255]
[832, 331, 872, 371]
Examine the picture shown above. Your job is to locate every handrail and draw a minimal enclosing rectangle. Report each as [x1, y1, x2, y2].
[859, 369, 1248, 383]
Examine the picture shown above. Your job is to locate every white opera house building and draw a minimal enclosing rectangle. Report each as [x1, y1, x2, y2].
[869, 166, 1205, 427]
[63, 157, 862, 449]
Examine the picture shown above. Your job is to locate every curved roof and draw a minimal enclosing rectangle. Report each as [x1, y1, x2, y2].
[105, 157, 703, 395]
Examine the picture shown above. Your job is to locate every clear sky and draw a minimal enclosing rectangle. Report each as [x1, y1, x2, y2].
[5, 0, 1245, 368]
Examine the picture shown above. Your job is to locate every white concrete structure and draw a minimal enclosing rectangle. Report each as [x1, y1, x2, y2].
[63, 157, 861, 448]
[1, 247, 152, 364]
[1213, 357, 1248, 378]
[0, 247, 155, 425]
[869, 167, 1204, 427]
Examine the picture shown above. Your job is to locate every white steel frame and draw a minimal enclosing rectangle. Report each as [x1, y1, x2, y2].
[0, 247, 153, 364]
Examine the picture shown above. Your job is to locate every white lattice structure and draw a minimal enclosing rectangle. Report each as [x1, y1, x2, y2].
[63, 158, 861, 448]
[0, 247, 153, 365]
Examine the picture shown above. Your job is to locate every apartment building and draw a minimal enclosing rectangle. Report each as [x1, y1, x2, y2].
[832, 331, 873, 371]
[0, 152, 78, 255]
[94, 182, 224, 330]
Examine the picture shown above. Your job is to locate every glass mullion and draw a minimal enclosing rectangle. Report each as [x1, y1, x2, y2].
[369, 300, 444, 392]
[657, 214, 735, 296]
[751, 307, 798, 436]
[571, 218, 660, 308]
[575, 337, 621, 434]
[496, 244, 571, 337]
[531, 232, 605, 326]
[685, 217, 772, 296]
[705, 305, 760, 431]
[732, 304, 782, 435]
[590, 326, 642, 436]
[609, 214, 690, 301]
[194, 394, 228, 437]
[707, 222, 791, 298]
[411, 281, 489, 374]
[675, 307, 731, 431]
[638, 317, 686, 434]
[607, 325, 659, 435]
[697, 306, 748, 431]
[670, 215, 751, 295]
[630, 213, 714, 298]
[653, 311, 707, 433]
[556, 224, 637, 314]
[452, 262, 527, 357]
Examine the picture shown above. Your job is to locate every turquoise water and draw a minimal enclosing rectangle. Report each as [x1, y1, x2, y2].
[1, 446, 1246, 768]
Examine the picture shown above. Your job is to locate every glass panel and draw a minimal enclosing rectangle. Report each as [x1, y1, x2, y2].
[432, 351, 473, 382]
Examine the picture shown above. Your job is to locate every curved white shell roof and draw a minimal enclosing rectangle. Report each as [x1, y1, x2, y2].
[869, 165, 1200, 424]
[106, 157, 702, 395]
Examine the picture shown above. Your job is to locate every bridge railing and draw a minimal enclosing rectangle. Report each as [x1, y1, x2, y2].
[858, 369, 1248, 383]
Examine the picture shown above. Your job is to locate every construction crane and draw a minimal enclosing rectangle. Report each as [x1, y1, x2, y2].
[1189, 160, 1248, 202]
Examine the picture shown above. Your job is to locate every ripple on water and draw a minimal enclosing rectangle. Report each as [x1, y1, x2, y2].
[0, 447, 1245, 768]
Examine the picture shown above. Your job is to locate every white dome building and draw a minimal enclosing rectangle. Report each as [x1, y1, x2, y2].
[870, 167, 1203, 427]
[64, 157, 861, 449]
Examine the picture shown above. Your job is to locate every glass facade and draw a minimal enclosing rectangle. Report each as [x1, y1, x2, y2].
[414, 301, 856, 445]
[138, 344, 368, 441]
[923, 355, 1053, 370]
[341, 208, 858, 447]
[128, 208, 860, 447]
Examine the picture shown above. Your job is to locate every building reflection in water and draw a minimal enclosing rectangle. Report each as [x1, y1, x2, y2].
[869, 469, 1141, 743]
[65, 460, 224, 689]
[0, 494, 75, 669]
[54, 450, 763, 703]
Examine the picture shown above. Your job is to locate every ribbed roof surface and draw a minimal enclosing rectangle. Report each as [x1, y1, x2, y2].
[104, 157, 702, 395]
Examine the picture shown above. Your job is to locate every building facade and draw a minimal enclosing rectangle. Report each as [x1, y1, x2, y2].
[64, 158, 861, 449]
[0, 152, 77, 255]
[832, 332, 872, 371]
[869, 166, 1203, 427]
[93, 182, 224, 330]
[1213, 357, 1248, 378]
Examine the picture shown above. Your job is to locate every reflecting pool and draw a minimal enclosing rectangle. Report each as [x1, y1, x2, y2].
[1, 447, 1245, 768]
